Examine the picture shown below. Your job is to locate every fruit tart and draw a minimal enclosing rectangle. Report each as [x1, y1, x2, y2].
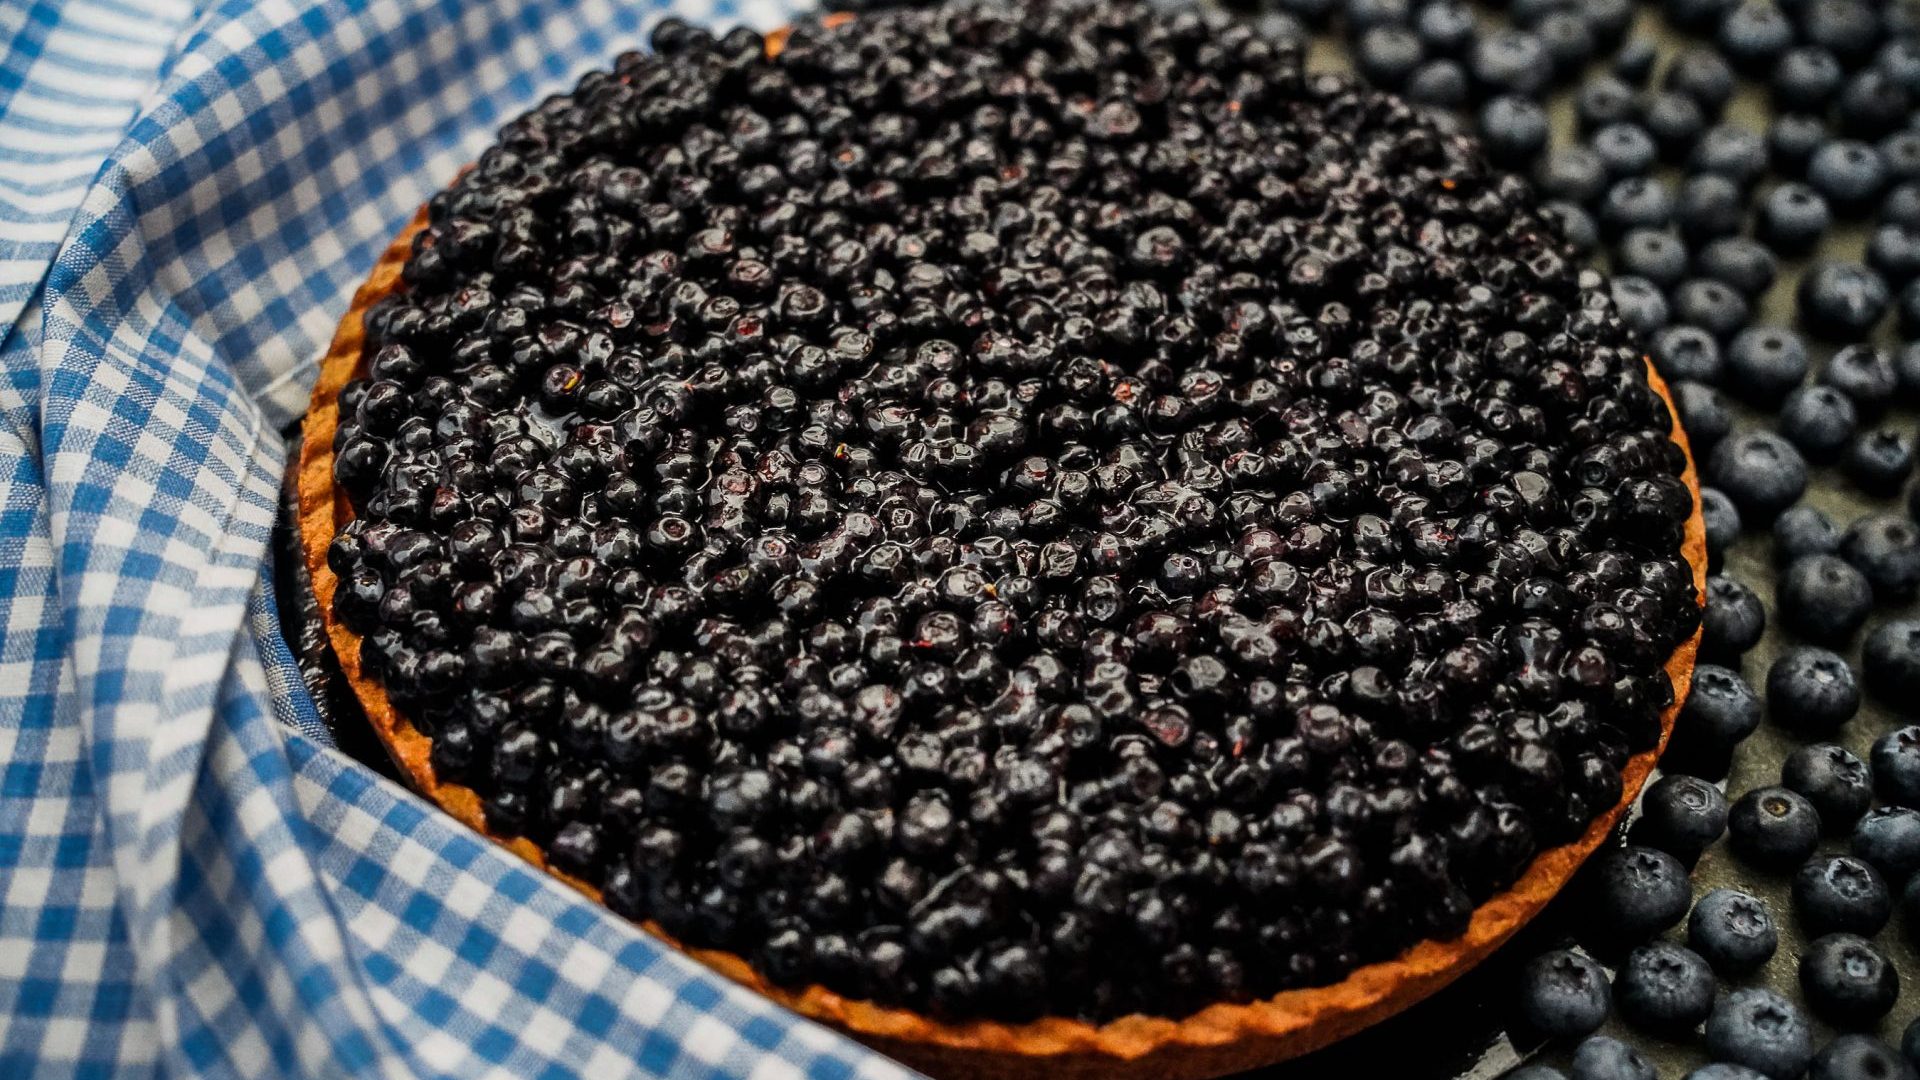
[298, 3, 1707, 1077]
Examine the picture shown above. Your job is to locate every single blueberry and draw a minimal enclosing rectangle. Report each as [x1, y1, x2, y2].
[1775, 505, 1842, 565]
[1843, 428, 1914, 495]
[1872, 725, 1920, 806]
[1865, 620, 1920, 702]
[1701, 488, 1742, 569]
[1571, 1035, 1656, 1080]
[1518, 948, 1611, 1038]
[1590, 845, 1692, 944]
[1823, 344, 1900, 414]
[1705, 430, 1808, 521]
[1675, 381, 1734, 456]
[1696, 237, 1778, 298]
[1808, 1035, 1916, 1080]
[1728, 785, 1823, 871]
[1704, 987, 1815, 1079]
[1800, 933, 1899, 1026]
[1759, 183, 1832, 255]
[1778, 554, 1873, 643]
[1615, 940, 1716, 1035]
[1536, 145, 1610, 205]
[1783, 744, 1874, 832]
[1777, 386, 1860, 463]
[1592, 123, 1659, 178]
[1674, 278, 1751, 340]
[1800, 261, 1892, 341]
[1689, 888, 1779, 977]
[1810, 140, 1892, 215]
[1842, 515, 1920, 601]
[1633, 773, 1730, 862]
[1691, 125, 1768, 189]
[1771, 113, 1831, 178]
[1609, 275, 1671, 336]
[1621, 231, 1693, 290]
[1701, 576, 1766, 663]
[1793, 854, 1893, 935]
[1671, 664, 1763, 771]
[1855, 807, 1920, 884]
[1678, 175, 1746, 245]
[1773, 46, 1845, 111]
[1645, 91, 1707, 162]
[1766, 647, 1862, 735]
[1726, 326, 1811, 405]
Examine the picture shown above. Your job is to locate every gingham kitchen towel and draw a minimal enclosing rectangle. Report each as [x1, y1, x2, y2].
[0, 0, 921, 1075]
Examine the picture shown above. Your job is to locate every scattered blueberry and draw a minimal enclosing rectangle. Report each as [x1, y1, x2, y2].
[1771, 113, 1833, 178]
[1793, 854, 1893, 936]
[1678, 175, 1746, 245]
[1854, 807, 1920, 884]
[1824, 344, 1901, 414]
[1766, 647, 1862, 735]
[1702, 488, 1743, 569]
[1726, 327, 1812, 405]
[1615, 940, 1717, 1036]
[1800, 261, 1893, 341]
[1669, 52, 1738, 118]
[1697, 236, 1778, 298]
[1704, 987, 1815, 1080]
[1355, 24, 1426, 89]
[1612, 39, 1657, 85]
[1702, 576, 1767, 663]
[1577, 79, 1643, 138]
[1884, 183, 1920, 231]
[1538, 145, 1611, 205]
[1672, 664, 1763, 770]
[1775, 505, 1843, 565]
[1519, 949, 1612, 1039]
[1602, 183, 1677, 240]
[1838, 70, 1911, 141]
[1843, 428, 1915, 495]
[1807, 1034, 1917, 1080]
[1471, 29, 1552, 99]
[1691, 123, 1768, 189]
[1867, 224, 1920, 285]
[1800, 933, 1900, 1026]
[1718, 2, 1795, 74]
[1729, 785, 1824, 871]
[1779, 554, 1873, 643]
[1777, 385, 1861, 463]
[1773, 46, 1846, 111]
[1706, 431, 1809, 521]
[1404, 59, 1470, 108]
[1809, 139, 1892, 215]
[1512, 1066, 1570, 1080]
[1480, 95, 1552, 167]
[1841, 516, 1920, 601]
[1626, 233, 1696, 292]
[1633, 773, 1730, 862]
[1675, 381, 1735, 455]
[1685, 1066, 1768, 1080]
[1674, 278, 1752, 340]
[1866, 620, 1920, 703]
[1759, 183, 1833, 255]
[1690, 888, 1780, 977]
[1646, 91, 1709, 162]
[1610, 275, 1672, 335]
[1872, 726, 1920, 806]
[1783, 744, 1874, 832]
[1571, 1035, 1657, 1080]
[1592, 846, 1692, 945]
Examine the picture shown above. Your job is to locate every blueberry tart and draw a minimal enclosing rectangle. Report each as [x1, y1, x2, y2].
[298, 4, 1706, 1076]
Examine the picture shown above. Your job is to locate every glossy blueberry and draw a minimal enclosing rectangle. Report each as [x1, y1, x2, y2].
[1778, 386, 1860, 463]
[1800, 933, 1900, 1026]
[1705, 430, 1808, 520]
[1780, 554, 1873, 643]
[1616, 940, 1716, 1035]
[1519, 949, 1611, 1038]
[1591, 845, 1692, 944]
[1866, 620, 1920, 701]
[1759, 183, 1833, 255]
[1843, 516, 1920, 600]
[1729, 785, 1824, 871]
[1697, 237, 1778, 298]
[1776, 505, 1843, 565]
[1811, 140, 1892, 216]
[1690, 888, 1780, 977]
[1571, 1035, 1656, 1080]
[1844, 429, 1914, 495]
[1767, 647, 1862, 735]
[1704, 987, 1815, 1080]
[1784, 744, 1875, 832]
[1854, 807, 1920, 884]
[1800, 262, 1892, 341]
[1807, 1035, 1917, 1080]
[1675, 381, 1735, 455]
[1872, 726, 1920, 806]
[1621, 231, 1693, 290]
[1702, 576, 1767, 663]
[1727, 327, 1812, 405]
[1634, 773, 1730, 862]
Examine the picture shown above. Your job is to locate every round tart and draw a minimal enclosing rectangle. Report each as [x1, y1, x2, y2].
[299, 4, 1706, 1077]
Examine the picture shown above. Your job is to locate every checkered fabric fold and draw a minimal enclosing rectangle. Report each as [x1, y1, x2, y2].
[0, 0, 920, 1076]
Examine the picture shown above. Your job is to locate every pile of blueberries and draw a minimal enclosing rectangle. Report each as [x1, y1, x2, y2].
[1188, 0, 1920, 1075]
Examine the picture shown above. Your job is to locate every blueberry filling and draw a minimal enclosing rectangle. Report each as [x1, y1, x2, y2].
[323, 0, 1697, 1023]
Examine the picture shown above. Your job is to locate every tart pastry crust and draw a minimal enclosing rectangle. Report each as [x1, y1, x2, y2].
[298, 195, 1705, 1079]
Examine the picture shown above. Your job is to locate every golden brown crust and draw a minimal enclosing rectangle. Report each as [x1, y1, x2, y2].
[300, 191, 1706, 1080]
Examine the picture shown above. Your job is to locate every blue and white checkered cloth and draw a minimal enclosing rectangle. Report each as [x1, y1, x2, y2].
[0, 0, 922, 1075]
